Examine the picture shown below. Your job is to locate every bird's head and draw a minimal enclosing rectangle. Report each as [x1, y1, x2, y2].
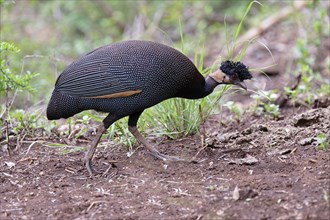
[209, 60, 252, 90]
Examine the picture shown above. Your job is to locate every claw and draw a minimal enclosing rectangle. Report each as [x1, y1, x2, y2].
[84, 157, 95, 177]
[84, 156, 103, 176]
[128, 123, 186, 163]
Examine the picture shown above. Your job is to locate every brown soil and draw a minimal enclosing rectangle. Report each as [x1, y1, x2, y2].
[1, 106, 329, 220]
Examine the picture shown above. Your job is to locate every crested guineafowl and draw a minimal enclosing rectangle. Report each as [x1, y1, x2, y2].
[47, 40, 252, 175]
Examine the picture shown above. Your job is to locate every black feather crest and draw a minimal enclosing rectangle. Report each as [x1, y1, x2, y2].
[220, 60, 252, 81]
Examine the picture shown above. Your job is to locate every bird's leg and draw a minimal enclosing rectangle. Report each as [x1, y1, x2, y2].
[129, 126, 184, 161]
[128, 111, 185, 161]
[84, 125, 105, 175]
[84, 114, 118, 176]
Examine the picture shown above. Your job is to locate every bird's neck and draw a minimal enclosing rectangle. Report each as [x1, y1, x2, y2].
[200, 69, 227, 97]
[203, 75, 220, 96]
[177, 70, 222, 99]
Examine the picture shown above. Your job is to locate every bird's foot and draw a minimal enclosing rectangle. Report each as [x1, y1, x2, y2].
[84, 157, 102, 177]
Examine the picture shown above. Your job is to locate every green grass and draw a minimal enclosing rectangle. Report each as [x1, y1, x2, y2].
[225, 0, 263, 61]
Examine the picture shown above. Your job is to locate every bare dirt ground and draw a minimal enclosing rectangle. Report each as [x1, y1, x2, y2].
[1, 105, 329, 220]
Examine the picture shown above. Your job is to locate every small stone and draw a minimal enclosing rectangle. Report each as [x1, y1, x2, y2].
[217, 132, 239, 143]
[233, 186, 258, 201]
[232, 186, 240, 201]
[299, 138, 315, 146]
[5, 161, 15, 168]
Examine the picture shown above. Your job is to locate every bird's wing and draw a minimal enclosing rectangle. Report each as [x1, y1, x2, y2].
[55, 56, 141, 98]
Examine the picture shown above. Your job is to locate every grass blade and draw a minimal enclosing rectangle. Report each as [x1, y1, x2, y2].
[234, 1, 263, 41]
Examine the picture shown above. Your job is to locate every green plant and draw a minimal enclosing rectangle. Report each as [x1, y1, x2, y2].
[0, 41, 38, 121]
[223, 101, 244, 121]
[0, 41, 39, 147]
[285, 2, 330, 107]
[8, 109, 38, 135]
[285, 61, 317, 106]
[144, 89, 228, 140]
[0, 42, 36, 90]
[250, 90, 280, 118]
[316, 133, 329, 150]
[225, 0, 264, 61]
[263, 103, 280, 118]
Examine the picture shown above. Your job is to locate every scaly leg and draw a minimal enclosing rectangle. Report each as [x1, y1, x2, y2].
[128, 111, 185, 161]
[84, 114, 118, 176]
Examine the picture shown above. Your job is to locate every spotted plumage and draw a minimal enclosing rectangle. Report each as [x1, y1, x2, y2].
[47, 40, 209, 120]
[47, 40, 252, 175]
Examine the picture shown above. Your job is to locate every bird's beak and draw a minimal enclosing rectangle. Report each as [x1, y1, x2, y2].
[232, 79, 247, 90]
[210, 69, 247, 90]
[222, 76, 247, 90]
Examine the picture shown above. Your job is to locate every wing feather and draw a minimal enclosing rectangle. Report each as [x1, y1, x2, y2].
[55, 51, 139, 98]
